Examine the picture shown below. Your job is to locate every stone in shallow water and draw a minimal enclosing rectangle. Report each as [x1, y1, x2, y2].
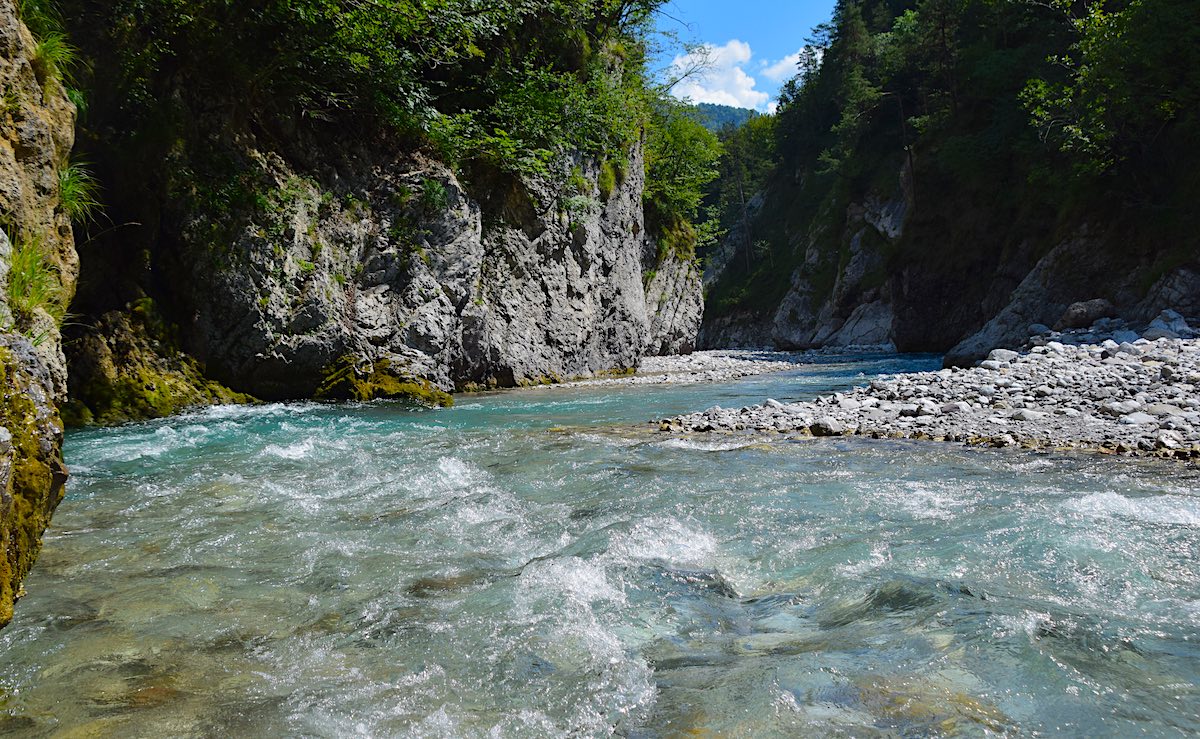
[811, 417, 844, 436]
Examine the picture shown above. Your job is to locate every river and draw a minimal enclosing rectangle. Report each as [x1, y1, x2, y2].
[2, 354, 1198, 736]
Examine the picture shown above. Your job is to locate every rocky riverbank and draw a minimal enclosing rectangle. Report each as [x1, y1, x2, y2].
[659, 334, 1200, 462]
[549, 351, 799, 388]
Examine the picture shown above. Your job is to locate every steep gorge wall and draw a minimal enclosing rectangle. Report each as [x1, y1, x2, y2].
[0, 0, 74, 627]
[66, 123, 702, 420]
[701, 162, 1200, 363]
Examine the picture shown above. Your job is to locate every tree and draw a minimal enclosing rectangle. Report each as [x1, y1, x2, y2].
[1023, 0, 1200, 176]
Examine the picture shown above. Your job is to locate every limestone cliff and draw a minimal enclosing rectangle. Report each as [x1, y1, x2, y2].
[173, 142, 692, 398]
[701, 160, 1199, 363]
[701, 183, 910, 351]
[67, 119, 703, 415]
[0, 0, 75, 628]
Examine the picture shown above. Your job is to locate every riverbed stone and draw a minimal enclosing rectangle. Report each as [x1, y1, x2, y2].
[1011, 409, 1048, 422]
[811, 417, 844, 436]
[1118, 412, 1157, 426]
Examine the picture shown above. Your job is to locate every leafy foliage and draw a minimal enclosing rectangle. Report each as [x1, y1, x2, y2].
[1022, 0, 1200, 176]
[705, 0, 1200, 323]
[61, 0, 666, 180]
[644, 100, 723, 236]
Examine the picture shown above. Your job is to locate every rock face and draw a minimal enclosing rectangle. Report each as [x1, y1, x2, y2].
[943, 237, 1200, 366]
[61, 306, 254, 425]
[643, 252, 703, 356]
[72, 131, 703, 406]
[0, 0, 76, 627]
[0, 337, 67, 627]
[0, 0, 77, 399]
[701, 176, 908, 351]
[702, 167, 1199, 363]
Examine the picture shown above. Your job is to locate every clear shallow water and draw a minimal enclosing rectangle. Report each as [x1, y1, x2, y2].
[2, 355, 1199, 737]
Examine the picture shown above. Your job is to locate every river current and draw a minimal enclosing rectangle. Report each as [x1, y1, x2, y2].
[2, 354, 1198, 737]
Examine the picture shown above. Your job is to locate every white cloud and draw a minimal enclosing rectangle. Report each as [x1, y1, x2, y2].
[669, 40, 770, 112]
[761, 49, 803, 83]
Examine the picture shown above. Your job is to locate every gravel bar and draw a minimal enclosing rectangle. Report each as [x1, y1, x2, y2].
[551, 350, 801, 388]
[658, 337, 1200, 462]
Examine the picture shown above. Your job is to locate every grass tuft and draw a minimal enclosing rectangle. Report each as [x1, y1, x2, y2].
[5, 232, 64, 331]
[59, 161, 101, 223]
[31, 31, 76, 87]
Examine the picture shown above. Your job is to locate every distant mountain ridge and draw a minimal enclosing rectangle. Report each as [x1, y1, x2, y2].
[690, 103, 758, 131]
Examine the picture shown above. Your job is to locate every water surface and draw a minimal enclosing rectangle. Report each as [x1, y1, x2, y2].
[2, 355, 1199, 736]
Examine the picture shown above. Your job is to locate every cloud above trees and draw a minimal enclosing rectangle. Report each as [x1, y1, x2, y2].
[669, 40, 804, 112]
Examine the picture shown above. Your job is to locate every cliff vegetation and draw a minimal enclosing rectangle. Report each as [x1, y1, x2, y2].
[50, 0, 720, 414]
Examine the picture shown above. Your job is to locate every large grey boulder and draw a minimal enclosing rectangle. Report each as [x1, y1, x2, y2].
[1055, 299, 1115, 331]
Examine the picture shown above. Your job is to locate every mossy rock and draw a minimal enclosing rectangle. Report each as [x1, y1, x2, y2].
[594, 366, 636, 378]
[0, 344, 67, 628]
[64, 308, 256, 427]
[315, 356, 452, 407]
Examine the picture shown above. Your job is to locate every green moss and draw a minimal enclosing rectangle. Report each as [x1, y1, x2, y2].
[456, 380, 497, 393]
[315, 356, 452, 407]
[594, 367, 636, 378]
[70, 361, 253, 427]
[66, 306, 257, 427]
[653, 217, 698, 263]
[515, 373, 563, 388]
[0, 346, 66, 627]
[597, 159, 617, 200]
[567, 166, 590, 196]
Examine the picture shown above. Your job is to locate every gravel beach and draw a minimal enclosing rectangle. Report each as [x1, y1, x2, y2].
[551, 350, 803, 388]
[658, 335, 1200, 461]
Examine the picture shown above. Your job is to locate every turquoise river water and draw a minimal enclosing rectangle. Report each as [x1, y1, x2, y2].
[2, 354, 1199, 737]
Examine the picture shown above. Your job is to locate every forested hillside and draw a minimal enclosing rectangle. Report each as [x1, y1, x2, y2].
[700, 0, 1200, 362]
[691, 103, 758, 131]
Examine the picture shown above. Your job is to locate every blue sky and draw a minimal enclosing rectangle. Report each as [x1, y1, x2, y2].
[655, 0, 835, 112]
